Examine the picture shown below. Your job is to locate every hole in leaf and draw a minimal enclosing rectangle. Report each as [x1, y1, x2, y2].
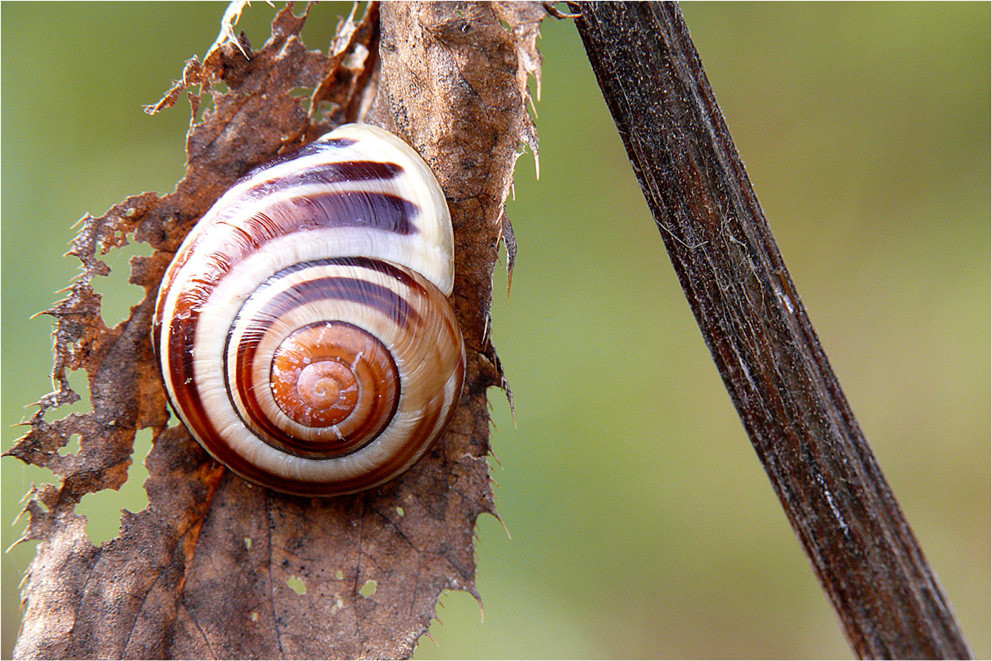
[287, 575, 306, 595]
[311, 98, 338, 121]
[288, 87, 314, 115]
[190, 88, 220, 124]
[92, 239, 154, 327]
[76, 427, 153, 544]
[49, 368, 94, 419]
[130, 426, 153, 493]
[58, 433, 82, 457]
[395, 506, 405, 517]
[335, 569, 344, 580]
[299, 2, 353, 49]
[220, 2, 280, 49]
[359, 579, 377, 598]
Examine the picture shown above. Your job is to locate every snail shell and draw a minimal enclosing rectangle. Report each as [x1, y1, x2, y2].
[153, 124, 465, 496]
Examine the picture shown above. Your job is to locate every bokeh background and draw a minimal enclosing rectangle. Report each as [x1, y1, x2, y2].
[3, 3, 988, 658]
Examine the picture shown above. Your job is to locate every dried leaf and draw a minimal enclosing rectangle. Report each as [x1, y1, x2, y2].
[7, 2, 545, 658]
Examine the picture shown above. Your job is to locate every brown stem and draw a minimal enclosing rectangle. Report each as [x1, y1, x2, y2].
[570, 2, 971, 658]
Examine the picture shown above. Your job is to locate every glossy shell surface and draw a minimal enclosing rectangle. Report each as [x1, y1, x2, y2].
[154, 124, 465, 496]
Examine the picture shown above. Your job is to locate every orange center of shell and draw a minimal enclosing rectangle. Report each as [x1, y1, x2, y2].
[298, 364, 343, 410]
[268, 322, 399, 450]
[271, 358, 357, 426]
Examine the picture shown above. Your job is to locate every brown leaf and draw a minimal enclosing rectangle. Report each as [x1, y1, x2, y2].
[7, 2, 544, 658]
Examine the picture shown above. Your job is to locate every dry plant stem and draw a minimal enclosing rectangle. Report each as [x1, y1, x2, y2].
[572, 3, 971, 658]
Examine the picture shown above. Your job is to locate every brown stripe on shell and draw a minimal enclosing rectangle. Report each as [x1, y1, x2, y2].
[165, 301, 217, 456]
[286, 191, 418, 235]
[242, 161, 405, 201]
[212, 191, 418, 239]
[229, 256, 426, 331]
[162, 248, 245, 470]
[338, 256, 421, 289]
[235, 271, 419, 334]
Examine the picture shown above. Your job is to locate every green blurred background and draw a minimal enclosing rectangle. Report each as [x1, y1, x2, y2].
[2, 3, 988, 658]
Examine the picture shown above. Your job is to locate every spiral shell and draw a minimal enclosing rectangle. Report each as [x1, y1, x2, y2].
[153, 124, 465, 496]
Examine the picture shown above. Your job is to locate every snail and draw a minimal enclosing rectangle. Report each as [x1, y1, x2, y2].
[153, 124, 465, 496]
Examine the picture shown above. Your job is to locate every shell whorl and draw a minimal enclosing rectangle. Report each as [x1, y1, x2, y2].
[154, 124, 465, 496]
